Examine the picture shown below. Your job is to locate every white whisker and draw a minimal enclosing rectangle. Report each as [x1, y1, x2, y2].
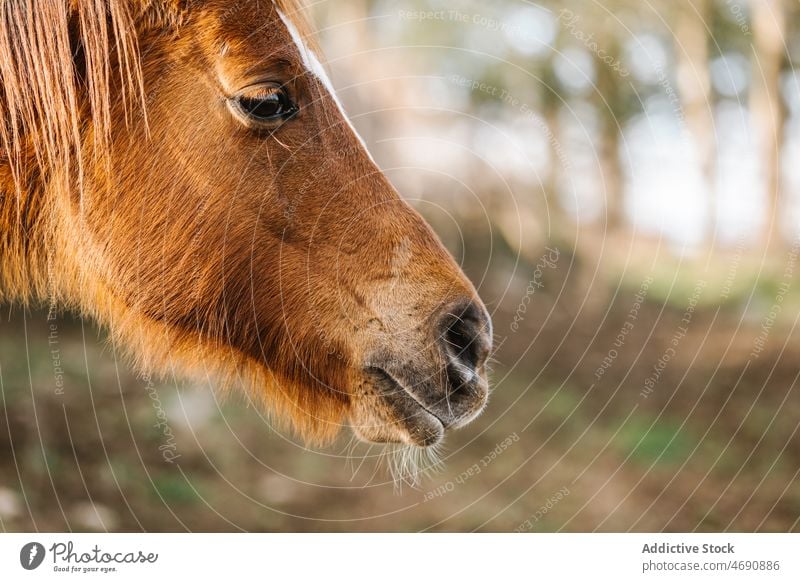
[385, 442, 444, 491]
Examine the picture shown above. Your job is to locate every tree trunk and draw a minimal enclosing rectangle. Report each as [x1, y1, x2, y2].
[594, 32, 625, 230]
[750, 0, 787, 249]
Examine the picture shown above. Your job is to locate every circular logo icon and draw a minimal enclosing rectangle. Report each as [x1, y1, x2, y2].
[19, 542, 46, 570]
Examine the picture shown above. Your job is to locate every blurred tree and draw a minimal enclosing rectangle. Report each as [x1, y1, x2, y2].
[750, 0, 787, 248]
[544, 0, 629, 233]
[674, 0, 716, 241]
[593, 22, 626, 230]
[540, 61, 568, 235]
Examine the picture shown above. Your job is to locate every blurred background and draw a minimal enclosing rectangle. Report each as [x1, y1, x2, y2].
[2, 0, 800, 532]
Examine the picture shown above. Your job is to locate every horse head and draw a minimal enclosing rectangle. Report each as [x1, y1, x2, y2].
[0, 0, 492, 450]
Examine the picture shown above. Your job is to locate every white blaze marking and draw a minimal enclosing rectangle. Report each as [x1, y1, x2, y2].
[276, 9, 376, 163]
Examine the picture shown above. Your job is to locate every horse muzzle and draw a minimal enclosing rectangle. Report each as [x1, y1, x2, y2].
[352, 299, 492, 447]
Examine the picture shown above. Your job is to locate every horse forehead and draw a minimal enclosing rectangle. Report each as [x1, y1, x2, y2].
[201, 1, 304, 63]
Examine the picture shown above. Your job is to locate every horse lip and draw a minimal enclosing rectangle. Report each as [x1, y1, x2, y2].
[365, 366, 449, 429]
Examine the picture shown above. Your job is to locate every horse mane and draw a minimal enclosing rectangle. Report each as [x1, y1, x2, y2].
[0, 0, 313, 198]
[0, 0, 140, 196]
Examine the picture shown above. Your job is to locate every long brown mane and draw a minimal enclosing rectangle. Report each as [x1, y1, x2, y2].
[0, 1, 141, 195]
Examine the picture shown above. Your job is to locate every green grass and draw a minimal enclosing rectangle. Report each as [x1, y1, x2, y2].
[615, 419, 694, 466]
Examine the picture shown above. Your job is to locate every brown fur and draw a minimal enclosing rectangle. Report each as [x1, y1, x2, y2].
[0, 0, 488, 447]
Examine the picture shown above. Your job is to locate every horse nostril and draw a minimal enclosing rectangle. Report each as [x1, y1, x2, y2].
[439, 300, 492, 375]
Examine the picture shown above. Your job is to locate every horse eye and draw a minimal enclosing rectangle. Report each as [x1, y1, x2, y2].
[229, 84, 298, 126]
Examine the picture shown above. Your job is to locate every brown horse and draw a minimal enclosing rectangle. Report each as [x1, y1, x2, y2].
[0, 0, 491, 454]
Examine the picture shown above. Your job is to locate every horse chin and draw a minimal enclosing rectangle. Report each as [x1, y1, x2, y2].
[351, 410, 445, 448]
[350, 370, 447, 448]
